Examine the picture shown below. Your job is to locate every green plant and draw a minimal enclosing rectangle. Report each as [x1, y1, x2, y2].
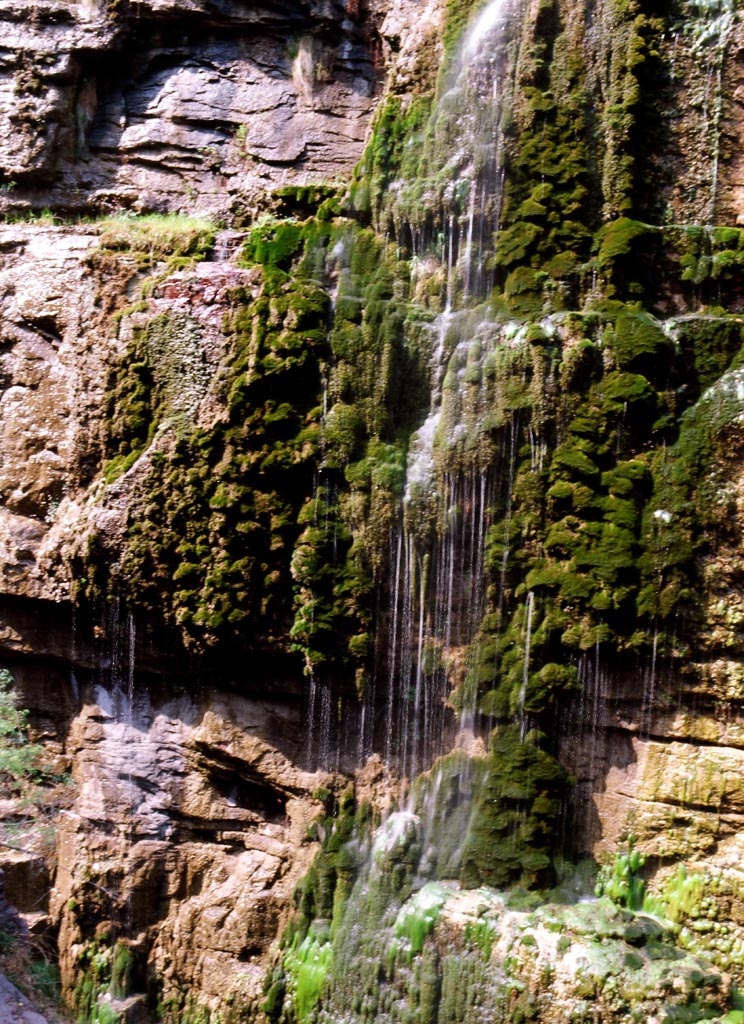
[595, 836, 646, 910]
[391, 883, 448, 958]
[110, 942, 134, 999]
[27, 960, 61, 1001]
[0, 669, 44, 790]
[283, 934, 333, 1022]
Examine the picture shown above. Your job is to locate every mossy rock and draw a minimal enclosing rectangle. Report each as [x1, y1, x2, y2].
[608, 310, 673, 381]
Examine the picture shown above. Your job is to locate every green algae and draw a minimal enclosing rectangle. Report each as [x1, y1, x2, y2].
[392, 882, 449, 957]
[460, 726, 566, 889]
[281, 871, 733, 1024]
[595, 837, 648, 912]
[71, 939, 138, 1024]
[282, 935, 333, 1023]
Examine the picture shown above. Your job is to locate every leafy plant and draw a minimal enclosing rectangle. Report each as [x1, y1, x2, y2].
[0, 669, 44, 790]
[595, 836, 646, 910]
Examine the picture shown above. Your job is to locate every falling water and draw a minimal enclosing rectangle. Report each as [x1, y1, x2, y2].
[307, 672, 334, 773]
[294, 16, 521, 960]
[462, 0, 511, 56]
[384, 468, 496, 780]
[307, 672, 319, 769]
[127, 612, 135, 715]
[685, 0, 735, 222]
[641, 625, 659, 738]
[384, 533, 403, 765]
[295, 0, 518, 784]
[69, 603, 81, 704]
[518, 591, 535, 742]
[376, 0, 515, 785]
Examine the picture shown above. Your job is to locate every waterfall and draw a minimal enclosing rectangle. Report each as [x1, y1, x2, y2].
[374, 0, 518, 785]
[684, 0, 735, 222]
[463, 0, 511, 57]
[518, 590, 534, 742]
[278, 17, 529, 1022]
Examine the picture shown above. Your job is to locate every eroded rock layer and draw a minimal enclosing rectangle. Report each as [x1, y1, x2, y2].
[0, 0, 441, 218]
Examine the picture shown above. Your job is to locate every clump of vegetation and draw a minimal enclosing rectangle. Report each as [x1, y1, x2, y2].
[0, 669, 44, 791]
[461, 726, 566, 889]
[96, 213, 217, 264]
[391, 882, 449, 958]
[0, 929, 63, 1021]
[281, 933, 333, 1023]
[90, 213, 334, 661]
[0, 671, 67, 1017]
[595, 837, 647, 911]
[0, 667, 71, 858]
[92, 199, 427, 688]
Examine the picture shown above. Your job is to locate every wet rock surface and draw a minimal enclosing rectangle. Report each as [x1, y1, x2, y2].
[4, 0, 744, 1019]
[50, 684, 331, 1016]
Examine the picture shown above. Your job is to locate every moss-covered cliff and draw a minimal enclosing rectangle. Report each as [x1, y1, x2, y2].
[4, 0, 744, 1020]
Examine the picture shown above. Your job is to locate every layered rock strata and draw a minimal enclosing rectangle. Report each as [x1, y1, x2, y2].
[0, 0, 442, 219]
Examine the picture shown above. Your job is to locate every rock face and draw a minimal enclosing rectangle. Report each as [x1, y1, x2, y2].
[0, 0, 437, 1004]
[4, 0, 744, 1021]
[0, 0, 442, 219]
[52, 685, 329, 1016]
[0, 224, 102, 599]
[0, 221, 336, 1015]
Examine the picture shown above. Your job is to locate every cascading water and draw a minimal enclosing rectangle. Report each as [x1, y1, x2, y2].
[378, 0, 515, 784]
[278, 4, 537, 1020]
[272, 0, 744, 1011]
[687, 0, 735, 222]
[518, 589, 534, 741]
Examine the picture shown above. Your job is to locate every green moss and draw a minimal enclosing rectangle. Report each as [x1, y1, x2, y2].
[92, 219, 337, 661]
[72, 938, 137, 1024]
[460, 726, 566, 889]
[595, 837, 647, 911]
[272, 185, 341, 220]
[268, 793, 377, 1022]
[92, 208, 431, 682]
[110, 942, 134, 1000]
[392, 883, 449, 957]
[349, 94, 433, 224]
[503, 267, 548, 316]
[283, 935, 333, 1022]
[241, 220, 304, 268]
[609, 310, 673, 380]
[597, 217, 653, 267]
[672, 315, 744, 395]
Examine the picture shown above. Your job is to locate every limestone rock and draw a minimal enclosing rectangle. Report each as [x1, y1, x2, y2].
[0, 0, 427, 219]
[50, 684, 333, 1016]
[0, 224, 102, 600]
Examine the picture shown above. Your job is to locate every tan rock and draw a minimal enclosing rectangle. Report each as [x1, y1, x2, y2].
[49, 687, 326, 1016]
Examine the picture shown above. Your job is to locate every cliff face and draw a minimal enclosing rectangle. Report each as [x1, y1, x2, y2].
[0, 0, 440, 218]
[0, 2, 441, 1017]
[4, 0, 744, 1021]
